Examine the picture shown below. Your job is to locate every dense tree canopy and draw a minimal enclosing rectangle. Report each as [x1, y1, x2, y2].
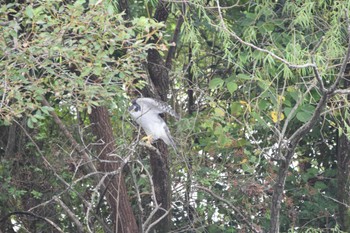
[1, 0, 350, 232]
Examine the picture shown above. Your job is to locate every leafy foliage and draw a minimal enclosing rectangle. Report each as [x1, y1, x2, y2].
[1, 0, 350, 232]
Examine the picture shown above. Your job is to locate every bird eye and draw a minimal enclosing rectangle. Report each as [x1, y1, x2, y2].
[134, 103, 141, 112]
[128, 103, 141, 112]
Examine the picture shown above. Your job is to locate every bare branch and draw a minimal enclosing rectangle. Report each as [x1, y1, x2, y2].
[41, 97, 98, 174]
[0, 211, 64, 233]
[328, 9, 350, 93]
[280, 80, 317, 141]
[289, 10, 350, 148]
[165, 3, 185, 69]
[53, 196, 85, 233]
[289, 94, 328, 146]
[321, 193, 350, 208]
[145, 208, 172, 233]
[194, 185, 261, 233]
[0, 78, 7, 109]
[332, 88, 350, 95]
[311, 57, 326, 93]
[214, 0, 315, 69]
[140, 158, 171, 232]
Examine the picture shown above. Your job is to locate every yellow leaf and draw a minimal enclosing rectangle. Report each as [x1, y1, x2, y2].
[239, 158, 248, 164]
[239, 100, 251, 112]
[277, 95, 285, 105]
[214, 108, 225, 117]
[270, 111, 285, 123]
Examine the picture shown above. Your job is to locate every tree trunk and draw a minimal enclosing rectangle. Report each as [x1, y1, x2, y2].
[270, 155, 292, 233]
[336, 65, 350, 231]
[148, 142, 171, 231]
[336, 132, 350, 231]
[89, 106, 138, 233]
[144, 48, 171, 232]
[140, 1, 184, 231]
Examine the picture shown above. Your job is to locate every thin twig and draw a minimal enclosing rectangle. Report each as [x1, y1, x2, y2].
[194, 185, 261, 233]
[280, 80, 317, 142]
[165, 2, 185, 69]
[328, 9, 350, 93]
[139, 159, 171, 232]
[0, 211, 64, 233]
[145, 208, 172, 233]
[214, 0, 315, 69]
[332, 88, 350, 95]
[321, 194, 350, 208]
[311, 56, 326, 93]
[0, 78, 7, 109]
[53, 196, 85, 233]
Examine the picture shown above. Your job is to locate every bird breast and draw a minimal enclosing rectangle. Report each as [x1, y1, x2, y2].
[133, 111, 166, 140]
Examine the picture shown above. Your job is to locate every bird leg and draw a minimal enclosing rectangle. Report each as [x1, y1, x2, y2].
[141, 135, 153, 146]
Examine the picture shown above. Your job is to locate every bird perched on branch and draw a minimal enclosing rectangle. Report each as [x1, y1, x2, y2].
[128, 97, 179, 150]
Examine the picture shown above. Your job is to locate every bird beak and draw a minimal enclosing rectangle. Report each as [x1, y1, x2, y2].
[128, 105, 135, 112]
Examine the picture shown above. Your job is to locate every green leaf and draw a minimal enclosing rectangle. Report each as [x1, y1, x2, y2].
[107, 3, 115, 15]
[25, 6, 34, 18]
[230, 102, 242, 116]
[237, 73, 251, 80]
[251, 112, 268, 128]
[258, 99, 269, 110]
[296, 111, 312, 122]
[209, 78, 224, 89]
[27, 118, 34, 129]
[314, 181, 327, 190]
[41, 106, 54, 115]
[242, 163, 254, 174]
[227, 81, 238, 94]
[214, 107, 225, 117]
[31, 190, 43, 199]
[214, 124, 223, 136]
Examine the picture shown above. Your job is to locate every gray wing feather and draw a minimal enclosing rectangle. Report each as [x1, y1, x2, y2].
[137, 98, 180, 120]
[163, 124, 177, 151]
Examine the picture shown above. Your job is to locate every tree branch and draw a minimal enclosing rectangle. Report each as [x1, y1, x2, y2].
[0, 211, 64, 233]
[41, 97, 98, 174]
[194, 185, 261, 233]
[165, 3, 186, 69]
[214, 0, 315, 69]
[328, 9, 350, 93]
[53, 196, 85, 233]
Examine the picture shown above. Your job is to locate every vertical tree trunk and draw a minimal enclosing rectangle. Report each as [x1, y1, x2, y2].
[336, 132, 350, 231]
[336, 66, 350, 232]
[187, 46, 194, 115]
[141, 1, 184, 231]
[145, 47, 172, 231]
[89, 106, 138, 233]
[148, 142, 171, 231]
[270, 155, 292, 233]
[119, 0, 183, 230]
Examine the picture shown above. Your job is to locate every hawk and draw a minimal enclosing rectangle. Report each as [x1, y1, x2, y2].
[128, 98, 179, 150]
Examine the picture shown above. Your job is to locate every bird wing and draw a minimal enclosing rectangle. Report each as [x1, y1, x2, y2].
[137, 98, 180, 120]
[163, 123, 177, 151]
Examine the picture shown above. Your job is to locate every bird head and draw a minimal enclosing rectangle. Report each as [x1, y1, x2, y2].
[128, 99, 142, 118]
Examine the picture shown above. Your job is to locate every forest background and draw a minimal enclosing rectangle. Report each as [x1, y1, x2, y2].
[1, 0, 350, 232]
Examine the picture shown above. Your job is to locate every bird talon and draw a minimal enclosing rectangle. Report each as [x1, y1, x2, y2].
[141, 135, 153, 145]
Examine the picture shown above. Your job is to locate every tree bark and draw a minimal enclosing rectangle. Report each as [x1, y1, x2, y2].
[336, 67, 350, 231]
[145, 48, 171, 232]
[140, 1, 184, 232]
[269, 93, 328, 233]
[336, 132, 350, 231]
[89, 106, 138, 233]
[269, 155, 292, 233]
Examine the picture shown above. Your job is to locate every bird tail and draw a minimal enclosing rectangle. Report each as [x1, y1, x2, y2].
[168, 135, 177, 152]
[162, 133, 177, 153]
